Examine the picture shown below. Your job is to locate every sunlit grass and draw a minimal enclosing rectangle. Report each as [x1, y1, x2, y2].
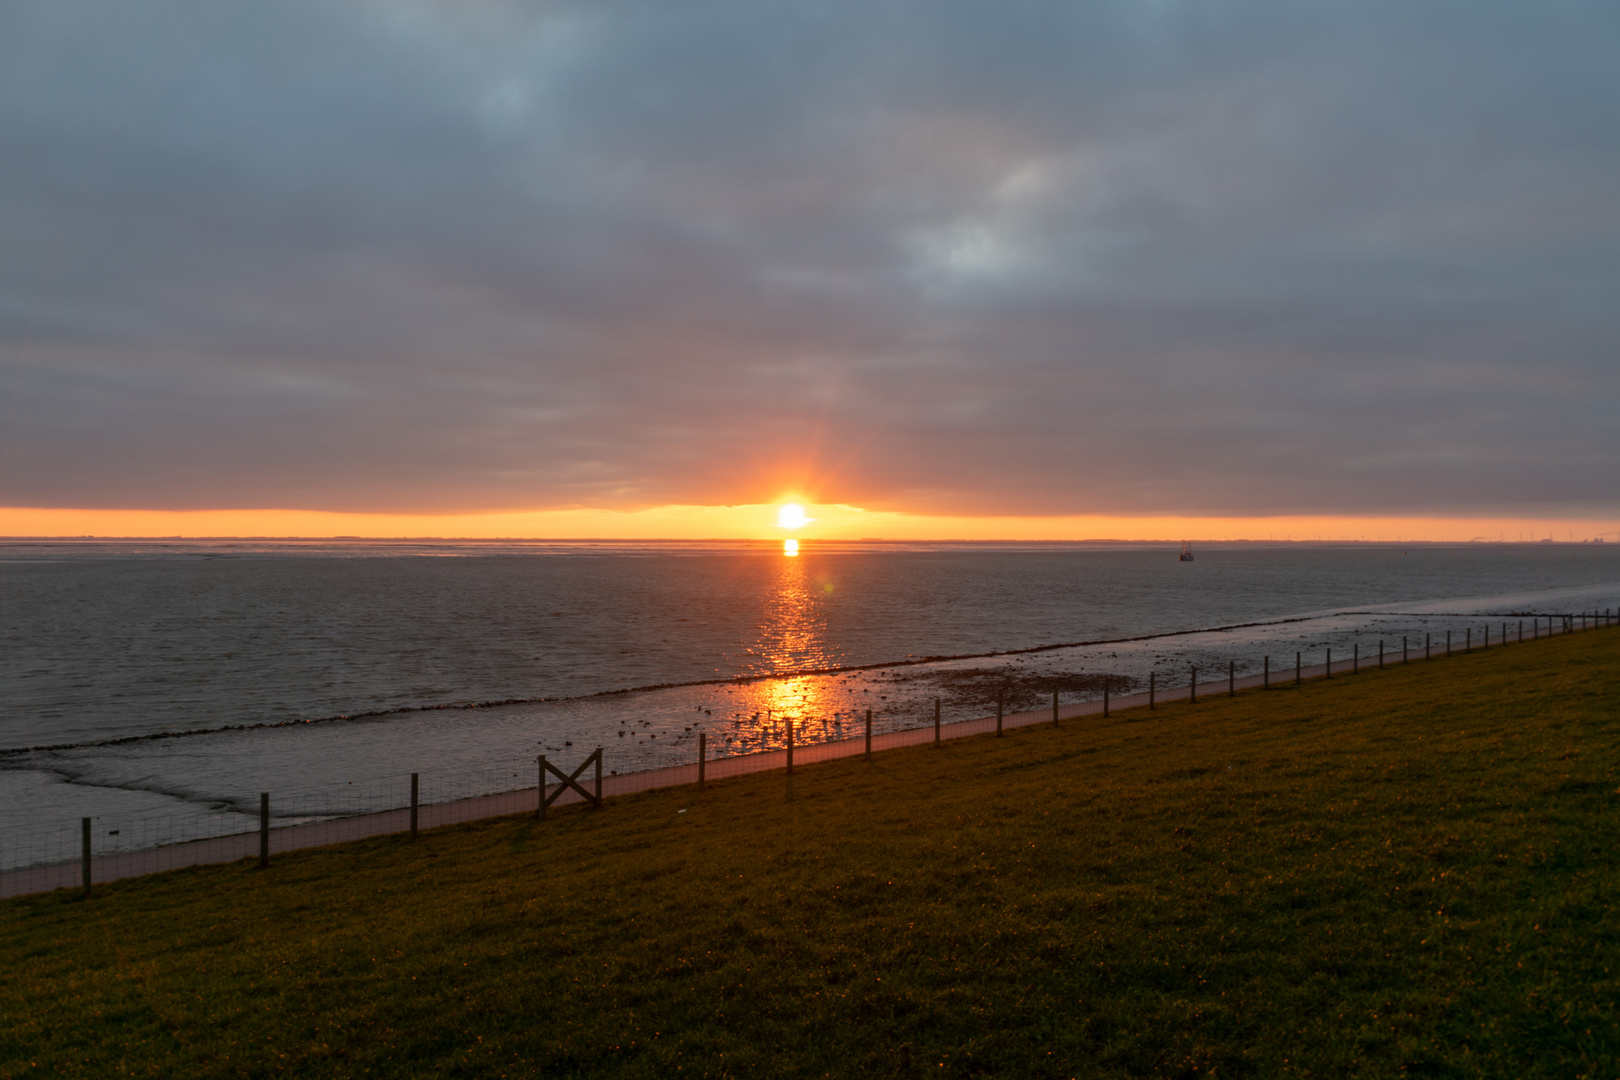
[3, 630, 1617, 1078]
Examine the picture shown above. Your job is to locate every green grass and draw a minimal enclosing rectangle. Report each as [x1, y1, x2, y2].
[4, 631, 1619, 1079]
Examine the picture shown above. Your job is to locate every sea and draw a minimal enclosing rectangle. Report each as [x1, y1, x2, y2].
[3, 539, 1618, 868]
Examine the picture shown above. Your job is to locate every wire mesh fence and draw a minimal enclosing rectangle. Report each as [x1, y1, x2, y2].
[4, 610, 1613, 899]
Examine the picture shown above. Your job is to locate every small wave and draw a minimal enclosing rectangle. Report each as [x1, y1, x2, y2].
[0, 611, 1343, 756]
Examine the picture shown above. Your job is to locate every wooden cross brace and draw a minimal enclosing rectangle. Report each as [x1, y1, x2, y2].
[537, 748, 603, 819]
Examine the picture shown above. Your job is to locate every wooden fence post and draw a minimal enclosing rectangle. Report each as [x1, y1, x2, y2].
[1149, 670, 1156, 709]
[1353, 643, 1359, 674]
[698, 733, 706, 791]
[1426, 633, 1432, 659]
[1263, 656, 1269, 689]
[81, 817, 91, 898]
[1326, 648, 1332, 678]
[1103, 679, 1110, 717]
[865, 709, 873, 757]
[537, 750, 604, 818]
[1296, 652, 1302, 684]
[934, 698, 941, 747]
[785, 721, 795, 801]
[1446, 630, 1451, 656]
[1467, 627, 1472, 652]
[1228, 661, 1235, 697]
[1379, 640, 1384, 669]
[1190, 665, 1198, 704]
[259, 792, 269, 869]
[995, 695, 1003, 737]
[410, 773, 419, 839]
[1403, 636, 1408, 664]
[1052, 690, 1060, 728]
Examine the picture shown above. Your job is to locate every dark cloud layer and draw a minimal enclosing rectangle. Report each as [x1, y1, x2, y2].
[2, 0, 1617, 516]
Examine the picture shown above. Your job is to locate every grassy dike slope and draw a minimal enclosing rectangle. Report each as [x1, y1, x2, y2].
[3, 631, 1618, 1079]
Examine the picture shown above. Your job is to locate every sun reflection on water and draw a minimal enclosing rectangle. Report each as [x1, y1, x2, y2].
[783, 538, 798, 556]
[762, 675, 827, 727]
[707, 673, 862, 758]
[754, 548, 840, 674]
[690, 549, 869, 755]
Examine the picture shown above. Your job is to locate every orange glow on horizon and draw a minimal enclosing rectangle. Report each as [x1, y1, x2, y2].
[0, 504, 1616, 544]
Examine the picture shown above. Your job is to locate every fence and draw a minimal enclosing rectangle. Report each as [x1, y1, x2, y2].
[3, 609, 1613, 900]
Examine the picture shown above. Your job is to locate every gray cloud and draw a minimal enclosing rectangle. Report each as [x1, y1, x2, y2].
[2, 0, 1617, 516]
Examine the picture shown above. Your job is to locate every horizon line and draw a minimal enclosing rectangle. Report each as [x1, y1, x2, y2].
[3, 504, 1616, 545]
[0, 535, 1609, 545]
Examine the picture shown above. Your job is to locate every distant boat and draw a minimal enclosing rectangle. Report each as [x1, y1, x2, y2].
[1179, 541, 1195, 562]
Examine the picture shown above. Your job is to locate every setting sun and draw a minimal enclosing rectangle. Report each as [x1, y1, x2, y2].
[776, 503, 810, 529]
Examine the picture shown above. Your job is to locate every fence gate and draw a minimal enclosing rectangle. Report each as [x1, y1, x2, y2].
[536, 748, 603, 820]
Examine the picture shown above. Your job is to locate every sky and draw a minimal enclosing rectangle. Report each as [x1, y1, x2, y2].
[2, 0, 1618, 539]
